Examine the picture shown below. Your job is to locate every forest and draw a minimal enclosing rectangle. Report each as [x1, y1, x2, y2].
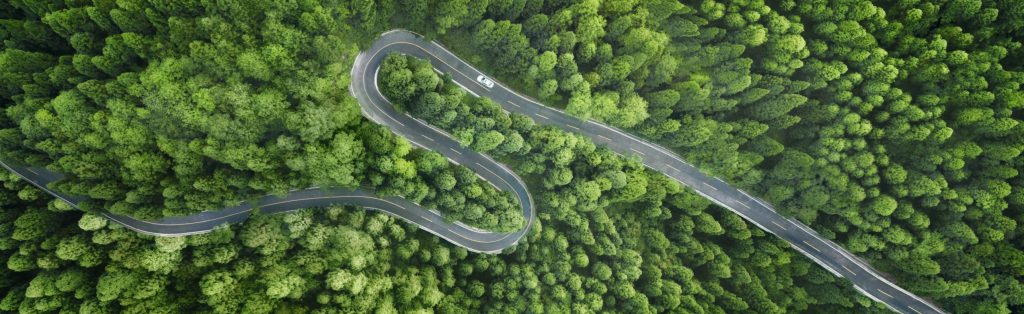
[1, 0, 1023, 313]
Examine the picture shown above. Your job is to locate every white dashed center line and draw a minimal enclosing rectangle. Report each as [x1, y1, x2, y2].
[803, 240, 821, 252]
[842, 264, 855, 274]
[878, 289, 894, 298]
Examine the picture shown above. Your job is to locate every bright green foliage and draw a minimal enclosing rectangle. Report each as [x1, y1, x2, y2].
[0, 154, 881, 313]
[0, 0, 522, 231]
[1, 0, 375, 219]
[376, 55, 525, 230]
[2, 0, 1023, 313]
[376, 53, 883, 312]
[418, 0, 1024, 311]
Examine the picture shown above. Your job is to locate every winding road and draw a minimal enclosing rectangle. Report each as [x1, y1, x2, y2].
[0, 29, 942, 314]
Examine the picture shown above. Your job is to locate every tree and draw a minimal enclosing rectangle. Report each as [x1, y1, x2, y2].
[472, 130, 506, 152]
[473, 19, 537, 75]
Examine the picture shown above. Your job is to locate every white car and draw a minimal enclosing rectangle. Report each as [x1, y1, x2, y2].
[476, 75, 495, 88]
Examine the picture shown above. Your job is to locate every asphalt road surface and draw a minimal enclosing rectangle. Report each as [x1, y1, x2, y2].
[0, 29, 943, 314]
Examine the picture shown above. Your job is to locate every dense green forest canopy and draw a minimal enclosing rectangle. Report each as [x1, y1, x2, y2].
[1, 0, 1023, 313]
[0, 0, 523, 231]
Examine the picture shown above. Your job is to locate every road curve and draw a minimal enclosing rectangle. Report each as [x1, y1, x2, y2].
[0, 161, 531, 253]
[0, 29, 942, 313]
[0, 28, 538, 254]
[357, 30, 946, 314]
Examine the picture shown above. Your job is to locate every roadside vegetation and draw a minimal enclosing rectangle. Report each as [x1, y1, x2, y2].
[0, 0, 521, 230]
[1, 0, 1022, 313]
[398, 0, 1024, 311]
